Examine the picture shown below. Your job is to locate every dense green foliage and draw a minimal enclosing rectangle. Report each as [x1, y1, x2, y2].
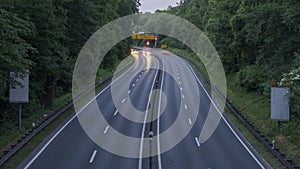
[0, 0, 138, 126]
[164, 0, 300, 119]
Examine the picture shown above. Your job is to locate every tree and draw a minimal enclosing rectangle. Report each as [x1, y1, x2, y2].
[0, 7, 36, 122]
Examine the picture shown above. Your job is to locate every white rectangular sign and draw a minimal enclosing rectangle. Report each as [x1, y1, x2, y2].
[271, 87, 289, 121]
[9, 71, 29, 103]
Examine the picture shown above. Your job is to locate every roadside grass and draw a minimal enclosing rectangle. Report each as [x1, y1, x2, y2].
[1, 105, 75, 169]
[169, 48, 300, 168]
[1, 79, 112, 169]
[226, 74, 300, 167]
[0, 56, 134, 169]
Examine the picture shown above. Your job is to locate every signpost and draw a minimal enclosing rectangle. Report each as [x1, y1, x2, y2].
[9, 70, 29, 130]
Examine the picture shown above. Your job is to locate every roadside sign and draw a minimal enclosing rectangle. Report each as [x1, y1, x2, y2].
[9, 70, 29, 130]
[161, 44, 168, 49]
[9, 71, 29, 103]
[271, 87, 289, 121]
[132, 33, 157, 40]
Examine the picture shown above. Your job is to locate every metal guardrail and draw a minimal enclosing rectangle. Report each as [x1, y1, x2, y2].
[184, 57, 299, 169]
[1, 53, 298, 168]
[0, 56, 134, 167]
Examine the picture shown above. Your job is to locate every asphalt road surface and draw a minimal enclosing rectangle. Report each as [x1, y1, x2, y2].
[18, 48, 270, 169]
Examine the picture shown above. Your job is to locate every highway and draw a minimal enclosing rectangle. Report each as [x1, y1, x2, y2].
[18, 48, 270, 169]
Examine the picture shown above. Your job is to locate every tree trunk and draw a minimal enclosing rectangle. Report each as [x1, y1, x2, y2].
[43, 75, 54, 108]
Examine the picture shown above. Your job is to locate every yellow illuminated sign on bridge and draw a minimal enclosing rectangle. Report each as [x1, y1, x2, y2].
[132, 33, 157, 40]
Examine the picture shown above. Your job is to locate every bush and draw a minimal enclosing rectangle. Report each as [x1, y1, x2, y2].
[280, 67, 300, 120]
[236, 65, 265, 92]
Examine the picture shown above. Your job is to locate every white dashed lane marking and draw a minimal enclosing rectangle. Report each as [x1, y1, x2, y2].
[188, 118, 192, 125]
[195, 137, 201, 147]
[104, 125, 109, 134]
[114, 110, 118, 116]
[89, 150, 97, 163]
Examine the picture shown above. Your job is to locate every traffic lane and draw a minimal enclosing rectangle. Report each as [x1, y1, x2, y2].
[20, 117, 98, 169]
[69, 58, 159, 168]
[20, 116, 141, 169]
[158, 78, 262, 169]
[96, 69, 157, 138]
[158, 71, 202, 169]
[18, 58, 143, 168]
[158, 52, 263, 168]
[19, 55, 154, 169]
[195, 119, 263, 169]
[108, 53, 159, 121]
[157, 52, 200, 132]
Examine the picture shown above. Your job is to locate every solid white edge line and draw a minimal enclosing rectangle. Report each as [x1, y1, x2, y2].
[89, 150, 97, 163]
[104, 125, 109, 134]
[194, 137, 200, 147]
[188, 64, 265, 169]
[24, 61, 136, 169]
[138, 59, 160, 169]
[157, 60, 164, 169]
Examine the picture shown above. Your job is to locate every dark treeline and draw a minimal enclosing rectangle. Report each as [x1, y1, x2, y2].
[164, 0, 300, 119]
[0, 0, 139, 126]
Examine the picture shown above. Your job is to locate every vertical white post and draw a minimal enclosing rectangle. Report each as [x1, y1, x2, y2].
[272, 140, 275, 149]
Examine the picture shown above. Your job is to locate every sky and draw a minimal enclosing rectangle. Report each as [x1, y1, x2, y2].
[139, 0, 181, 13]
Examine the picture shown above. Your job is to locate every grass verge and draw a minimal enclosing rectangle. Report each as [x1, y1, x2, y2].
[226, 74, 300, 167]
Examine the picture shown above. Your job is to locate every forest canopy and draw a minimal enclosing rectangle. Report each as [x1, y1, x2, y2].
[0, 0, 139, 125]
